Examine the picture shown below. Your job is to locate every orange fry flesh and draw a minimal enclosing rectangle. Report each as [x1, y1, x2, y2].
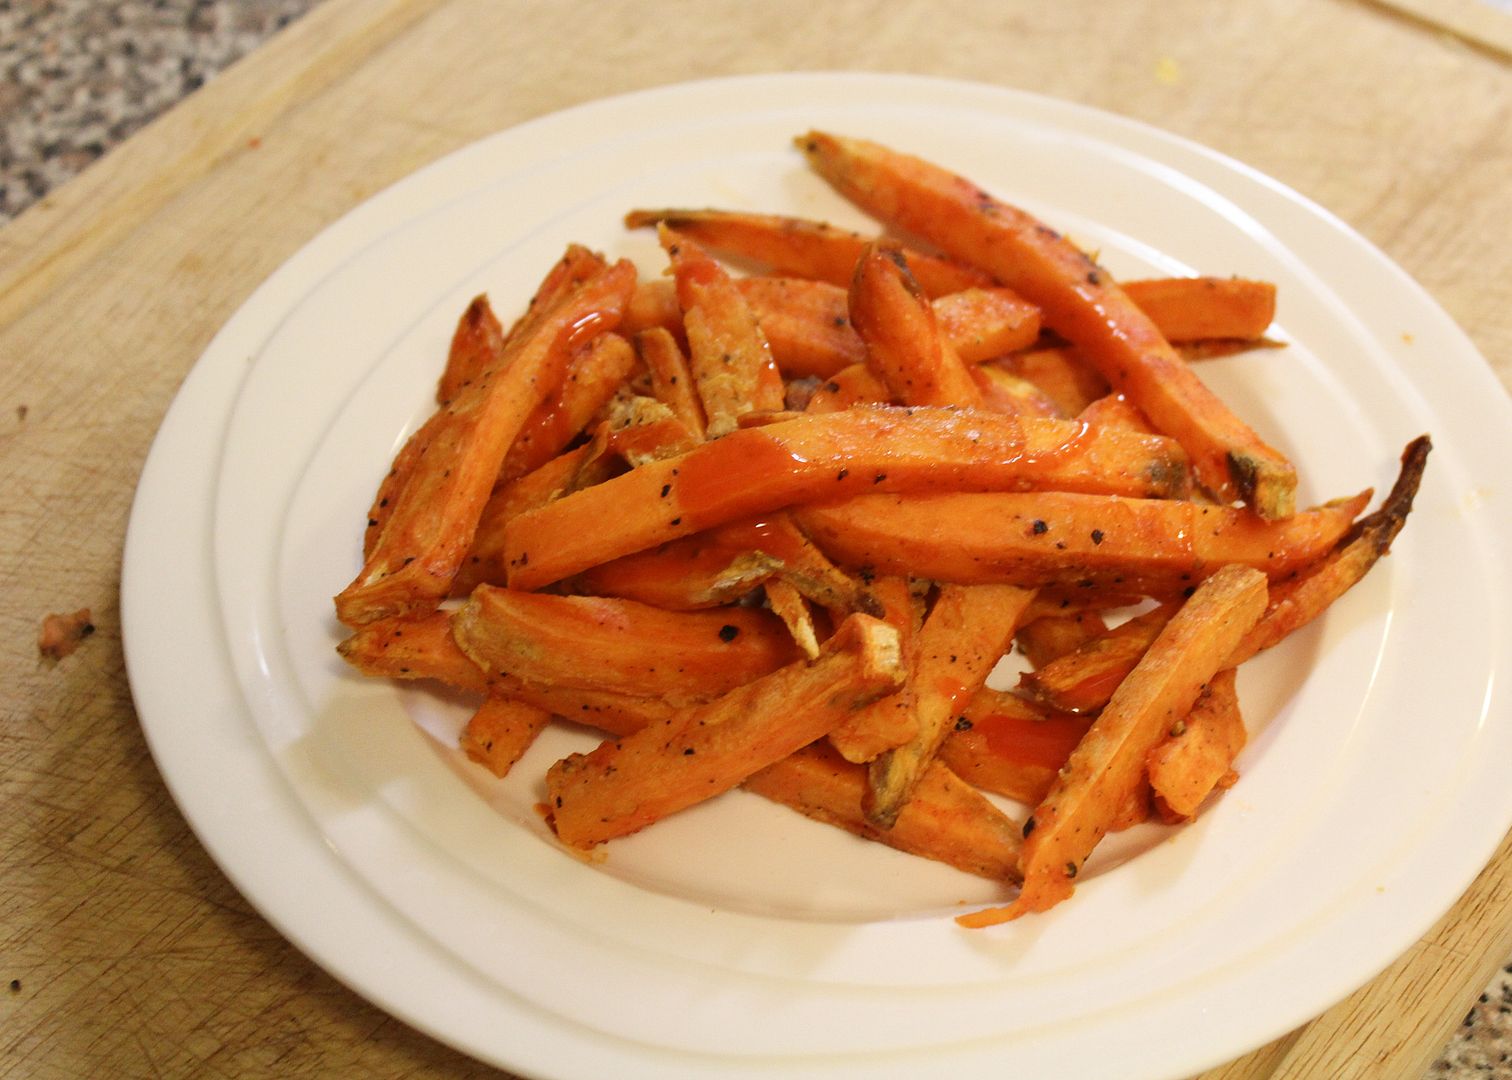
[503, 406, 1192, 590]
[1146, 667, 1245, 820]
[796, 489, 1369, 596]
[959, 564, 1268, 926]
[461, 695, 552, 778]
[797, 130, 1297, 517]
[452, 588, 802, 704]
[625, 206, 993, 297]
[937, 688, 1092, 806]
[745, 741, 1023, 881]
[1121, 277, 1277, 343]
[335, 256, 637, 626]
[546, 613, 903, 848]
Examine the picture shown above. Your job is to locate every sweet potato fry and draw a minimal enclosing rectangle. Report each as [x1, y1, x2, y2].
[660, 224, 784, 437]
[738, 276, 865, 378]
[500, 331, 637, 482]
[635, 327, 707, 440]
[1230, 434, 1429, 663]
[796, 489, 1368, 595]
[828, 575, 922, 763]
[1013, 610, 1109, 668]
[803, 363, 890, 413]
[850, 241, 984, 408]
[337, 610, 491, 694]
[958, 564, 1268, 925]
[598, 391, 700, 466]
[990, 346, 1109, 417]
[335, 256, 637, 626]
[1078, 392, 1156, 433]
[743, 741, 1023, 881]
[504, 406, 1193, 590]
[546, 613, 903, 848]
[1146, 667, 1244, 820]
[1122, 277, 1276, 343]
[452, 588, 802, 704]
[1017, 601, 1182, 714]
[797, 131, 1297, 517]
[970, 363, 1064, 418]
[932, 287, 1041, 363]
[866, 584, 1035, 827]
[625, 207, 992, 297]
[460, 695, 551, 778]
[437, 295, 506, 408]
[937, 688, 1091, 805]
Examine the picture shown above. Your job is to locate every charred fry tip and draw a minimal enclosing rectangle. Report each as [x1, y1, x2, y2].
[1343, 434, 1432, 553]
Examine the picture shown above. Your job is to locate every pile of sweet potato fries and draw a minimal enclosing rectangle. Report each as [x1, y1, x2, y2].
[334, 131, 1428, 925]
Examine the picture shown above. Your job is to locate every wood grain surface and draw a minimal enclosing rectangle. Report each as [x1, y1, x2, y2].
[1, 1, 1508, 1077]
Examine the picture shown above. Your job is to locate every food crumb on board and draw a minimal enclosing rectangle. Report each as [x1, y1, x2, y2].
[37, 609, 94, 659]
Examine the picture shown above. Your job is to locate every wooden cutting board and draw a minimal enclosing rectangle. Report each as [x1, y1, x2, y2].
[2, 1, 1509, 1077]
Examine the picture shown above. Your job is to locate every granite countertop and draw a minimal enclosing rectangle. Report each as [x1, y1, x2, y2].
[2, 2, 1508, 1076]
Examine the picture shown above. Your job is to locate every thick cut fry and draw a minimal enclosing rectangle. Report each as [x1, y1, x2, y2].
[453, 588, 801, 704]
[866, 584, 1035, 827]
[500, 331, 638, 482]
[1230, 434, 1429, 663]
[998, 436, 1429, 707]
[460, 695, 551, 778]
[546, 613, 903, 848]
[850, 241, 984, 408]
[932, 287, 1041, 363]
[457, 433, 613, 593]
[335, 257, 637, 626]
[938, 688, 1092, 805]
[504, 406, 1193, 590]
[828, 575, 922, 763]
[797, 131, 1296, 517]
[336, 611, 490, 692]
[625, 207, 992, 297]
[1121, 277, 1276, 343]
[970, 363, 1064, 418]
[796, 489, 1368, 596]
[1014, 610, 1109, 668]
[660, 224, 784, 437]
[598, 391, 700, 466]
[1146, 667, 1244, 820]
[437, 294, 506, 407]
[991, 347, 1109, 417]
[744, 741, 1023, 881]
[1017, 601, 1181, 713]
[636, 327, 707, 440]
[958, 564, 1268, 925]
[1078, 392, 1156, 433]
[803, 363, 890, 413]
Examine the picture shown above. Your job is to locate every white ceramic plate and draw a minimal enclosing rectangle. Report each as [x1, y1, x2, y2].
[122, 73, 1512, 1080]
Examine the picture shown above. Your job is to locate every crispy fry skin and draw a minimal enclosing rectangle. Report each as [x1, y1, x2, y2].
[335, 257, 637, 626]
[1014, 610, 1109, 668]
[437, 294, 506, 407]
[337, 611, 492, 693]
[850, 241, 984, 408]
[546, 613, 903, 848]
[460, 695, 551, 778]
[803, 363, 890, 413]
[796, 489, 1368, 595]
[452, 588, 802, 704]
[865, 584, 1035, 827]
[744, 741, 1023, 881]
[500, 331, 638, 482]
[660, 224, 784, 437]
[937, 688, 1091, 805]
[827, 575, 921, 762]
[1017, 601, 1182, 714]
[625, 207, 993, 297]
[1121, 277, 1276, 343]
[636, 327, 707, 440]
[503, 406, 1192, 590]
[1230, 435, 1430, 662]
[1146, 668, 1244, 820]
[959, 564, 1268, 926]
[970, 363, 1064, 418]
[796, 131, 1296, 517]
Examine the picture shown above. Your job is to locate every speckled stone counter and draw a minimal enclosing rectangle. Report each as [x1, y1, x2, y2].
[2, 3, 1508, 1077]
[0, 0, 318, 222]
